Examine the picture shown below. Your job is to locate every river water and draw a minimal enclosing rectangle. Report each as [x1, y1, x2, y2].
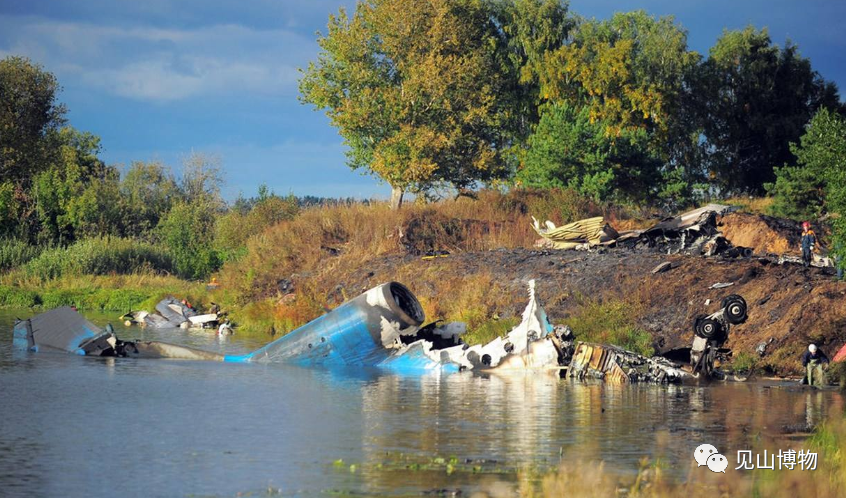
[0, 308, 843, 497]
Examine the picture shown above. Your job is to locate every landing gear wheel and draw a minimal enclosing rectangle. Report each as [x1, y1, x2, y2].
[721, 294, 746, 309]
[692, 314, 708, 335]
[722, 295, 748, 324]
[695, 318, 723, 340]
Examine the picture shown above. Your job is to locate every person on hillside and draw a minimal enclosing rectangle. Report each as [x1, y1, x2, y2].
[801, 344, 829, 387]
[800, 221, 817, 267]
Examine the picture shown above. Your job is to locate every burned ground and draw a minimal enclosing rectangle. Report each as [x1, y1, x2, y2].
[321, 247, 844, 376]
[227, 200, 844, 377]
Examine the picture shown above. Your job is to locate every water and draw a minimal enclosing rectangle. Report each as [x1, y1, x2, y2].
[0, 309, 843, 497]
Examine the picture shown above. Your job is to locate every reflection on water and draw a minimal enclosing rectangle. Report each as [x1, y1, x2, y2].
[0, 309, 843, 497]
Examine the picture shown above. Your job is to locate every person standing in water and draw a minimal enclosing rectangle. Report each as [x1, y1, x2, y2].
[802, 344, 830, 387]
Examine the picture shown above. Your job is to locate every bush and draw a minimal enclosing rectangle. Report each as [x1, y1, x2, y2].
[0, 286, 40, 307]
[566, 297, 654, 356]
[23, 237, 173, 281]
[214, 194, 299, 262]
[0, 239, 42, 271]
[158, 200, 221, 280]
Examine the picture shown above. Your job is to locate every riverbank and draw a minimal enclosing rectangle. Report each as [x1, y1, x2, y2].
[2, 193, 844, 375]
[0, 273, 210, 318]
[521, 414, 846, 498]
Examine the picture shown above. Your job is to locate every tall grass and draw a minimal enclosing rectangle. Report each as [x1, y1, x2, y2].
[565, 296, 654, 356]
[21, 236, 173, 281]
[519, 416, 846, 498]
[0, 238, 42, 271]
[0, 274, 210, 311]
[221, 189, 642, 303]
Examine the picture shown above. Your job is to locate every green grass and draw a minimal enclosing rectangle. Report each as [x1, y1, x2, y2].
[0, 238, 43, 271]
[21, 236, 173, 281]
[0, 274, 211, 312]
[462, 317, 519, 346]
[566, 297, 654, 356]
[728, 351, 758, 374]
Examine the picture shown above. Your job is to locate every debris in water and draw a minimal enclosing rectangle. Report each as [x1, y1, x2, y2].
[14, 307, 225, 360]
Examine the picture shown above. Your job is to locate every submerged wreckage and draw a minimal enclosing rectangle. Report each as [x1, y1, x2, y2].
[12, 281, 749, 382]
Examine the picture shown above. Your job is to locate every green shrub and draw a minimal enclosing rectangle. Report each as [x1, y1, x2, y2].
[462, 317, 519, 347]
[23, 237, 173, 281]
[0, 286, 40, 307]
[566, 297, 654, 356]
[158, 200, 221, 279]
[0, 239, 42, 271]
[728, 351, 757, 374]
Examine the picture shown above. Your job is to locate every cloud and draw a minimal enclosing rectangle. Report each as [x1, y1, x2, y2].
[0, 16, 314, 102]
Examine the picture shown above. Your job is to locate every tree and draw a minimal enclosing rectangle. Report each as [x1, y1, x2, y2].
[0, 56, 67, 184]
[768, 108, 846, 219]
[214, 187, 299, 262]
[517, 101, 660, 201]
[30, 127, 112, 244]
[158, 199, 221, 279]
[299, 0, 513, 208]
[537, 12, 698, 147]
[493, 0, 576, 140]
[181, 151, 224, 205]
[119, 161, 181, 237]
[519, 11, 699, 204]
[698, 27, 843, 194]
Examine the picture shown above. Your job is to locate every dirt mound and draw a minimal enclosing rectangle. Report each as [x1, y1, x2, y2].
[719, 212, 803, 255]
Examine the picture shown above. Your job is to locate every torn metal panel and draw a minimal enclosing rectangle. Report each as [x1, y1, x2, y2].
[532, 216, 619, 250]
[645, 204, 733, 234]
[155, 297, 196, 325]
[11, 306, 220, 360]
[778, 253, 834, 268]
[455, 280, 558, 371]
[568, 342, 689, 384]
[13, 307, 105, 355]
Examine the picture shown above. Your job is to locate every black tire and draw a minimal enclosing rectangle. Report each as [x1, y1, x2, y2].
[720, 294, 746, 309]
[696, 318, 723, 339]
[692, 314, 708, 335]
[723, 295, 748, 324]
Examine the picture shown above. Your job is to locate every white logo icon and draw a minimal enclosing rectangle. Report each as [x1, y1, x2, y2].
[694, 444, 719, 466]
[694, 444, 727, 473]
[706, 453, 728, 473]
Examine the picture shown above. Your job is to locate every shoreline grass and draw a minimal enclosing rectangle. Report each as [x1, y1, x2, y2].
[517, 415, 846, 498]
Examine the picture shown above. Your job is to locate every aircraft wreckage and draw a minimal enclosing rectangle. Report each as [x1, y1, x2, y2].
[12, 281, 748, 382]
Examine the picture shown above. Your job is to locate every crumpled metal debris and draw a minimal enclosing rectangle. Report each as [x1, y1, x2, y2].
[778, 253, 834, 268]
[532, 216, 619, 250]
[123, 296, 221, 329]
[756, 338, 774, 357]
[13, 307, 226, 360]
[651, 262, 673, 274]
[567, 342, 689, 384]
[709, 282, 734, 289]
[640, 204, 735, 256]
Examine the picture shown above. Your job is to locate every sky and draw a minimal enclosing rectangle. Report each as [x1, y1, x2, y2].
[1, 1, 845, 201]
